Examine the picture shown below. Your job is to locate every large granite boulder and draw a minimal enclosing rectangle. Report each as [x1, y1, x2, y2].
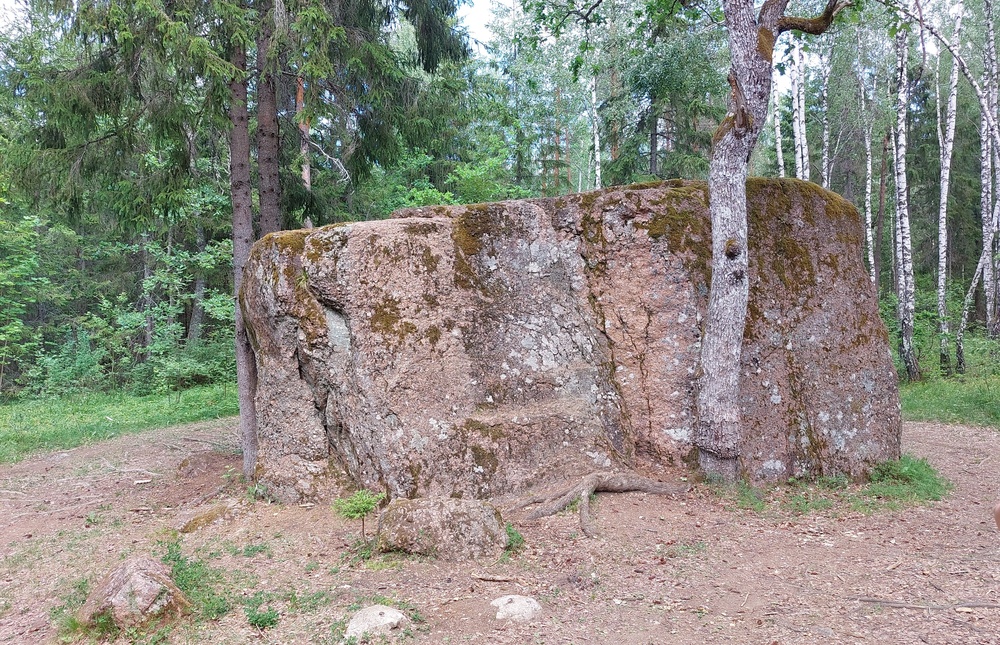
[241, 179, 900, 502]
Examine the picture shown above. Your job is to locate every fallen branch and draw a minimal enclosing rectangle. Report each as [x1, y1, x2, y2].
[850, 596, 1000, 611]
[511, 472, 687, 538]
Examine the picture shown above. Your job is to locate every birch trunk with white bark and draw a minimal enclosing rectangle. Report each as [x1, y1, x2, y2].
[893, 27, 920, 381]
[986, 0, 999, 337]
[591, 77, 602, 190]
[934, 6, 963, 376]
[859, 66, 876, 284]
[773, 72, 785, 177]
[790, 41, 807, 180]
[819, 43, 833, 189]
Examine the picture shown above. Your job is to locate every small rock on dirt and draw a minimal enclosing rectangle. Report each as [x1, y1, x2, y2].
[377, 498, 508, 560]
[343, 604, 409, 640]
[490, 595, 542, 622]
[176, 502, 235, 533]
[76, 556, 190, 629]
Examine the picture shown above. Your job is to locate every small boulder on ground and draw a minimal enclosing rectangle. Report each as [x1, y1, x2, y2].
[491, 595, 542, 622]
[76, 556, 190, 629]
[376, 498, 508, 561]
[344, 605, 409, 640]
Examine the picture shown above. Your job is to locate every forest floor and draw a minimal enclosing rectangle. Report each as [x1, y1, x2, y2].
[1, 419, 999, 644]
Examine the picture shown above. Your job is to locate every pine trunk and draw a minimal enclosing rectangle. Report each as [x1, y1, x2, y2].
[230, 46, 259, 479]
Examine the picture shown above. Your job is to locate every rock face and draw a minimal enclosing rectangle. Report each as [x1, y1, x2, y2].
[76, 557, 190, 629]
[241, 179, 901, 502]
[344, 605, 409, 640]
[376, 498, 509, 560]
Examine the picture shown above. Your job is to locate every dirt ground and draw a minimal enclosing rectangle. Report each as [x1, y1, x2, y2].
[1, 419, 999, 644]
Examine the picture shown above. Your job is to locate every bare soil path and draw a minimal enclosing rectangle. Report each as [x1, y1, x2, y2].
[1, 420, 998, 644]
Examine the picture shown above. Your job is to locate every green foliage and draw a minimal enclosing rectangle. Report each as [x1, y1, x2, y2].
[504, 522, 525, 554]
[0, 383, 238, 463]
[243, 591, 280, 629]
[159, 538, 232, 620]
[332, 489, 386, 521]
[865, 454, 952, 504]
[714, 454, 950, 517]
[332, 489, 385, 542]
[901, 376, 1000, 426]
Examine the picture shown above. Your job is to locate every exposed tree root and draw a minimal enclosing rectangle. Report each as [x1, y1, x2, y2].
[511, 472, 688, 538]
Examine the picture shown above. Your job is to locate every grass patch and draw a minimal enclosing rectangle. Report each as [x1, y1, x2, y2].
[159, 538, 232, 620]
[864, 454, 952, 506]
[712, 454, 950, 517]
[0, 383, 238, 463]
[900, 376, 1000, 427]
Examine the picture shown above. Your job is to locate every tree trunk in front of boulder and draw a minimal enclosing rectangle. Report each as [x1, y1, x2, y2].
[696, 0, 777, 479]
[893, 28, 920, 382]
[229, 46, 259, 479]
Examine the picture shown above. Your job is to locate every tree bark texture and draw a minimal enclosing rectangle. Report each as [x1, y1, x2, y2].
[934, 8, 962, 376]
[229, 46, 259, 479]
[859, 66, 875, 285]
[790, 41, 807, 181]
[893, 28, 920, 382]
[986, 0, 999, 337]
[697, 0, 850, 479]
[772, 72, 785, 177]
[697, 0, 784, 478]
[591, 77, 602, 189]
[819, 42, 832, 189]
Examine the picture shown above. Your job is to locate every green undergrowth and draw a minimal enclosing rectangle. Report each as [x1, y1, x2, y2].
[0, 383, 238, 463]
[714, 454, 951, 517]
[900, 376, 1000, 427]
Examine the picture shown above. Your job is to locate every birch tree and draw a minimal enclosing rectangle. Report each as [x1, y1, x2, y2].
[790, 40, 809, 180]
[933, 4, 963, 376]
[892, 21, 920, 381]
[773, 70, 786, 177]
[819, 40, 833, 188]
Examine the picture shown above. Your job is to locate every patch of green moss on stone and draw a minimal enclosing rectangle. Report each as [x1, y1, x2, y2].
[421, 246, 440, 273]
[371, 296, 417, 343]
[470, 445, 499, 476]
[461, 418, 506, 442]
[404, 221, 439, 235]
[426, 325, 442, 347]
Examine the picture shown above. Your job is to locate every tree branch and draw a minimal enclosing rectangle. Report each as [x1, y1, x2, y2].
[777, 0, 852, 36]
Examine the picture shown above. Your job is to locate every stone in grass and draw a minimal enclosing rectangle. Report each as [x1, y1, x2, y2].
[491, 595, 542, 622]
[376, 498, 508, 561]
[344, 605, 409, 640]
[76, 557, 190, 629]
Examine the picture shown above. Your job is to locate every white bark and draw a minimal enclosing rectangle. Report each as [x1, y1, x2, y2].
[591, 77, 602, 190]
[987, 0, 999, 336]
[773, 73, 786, 177]
[934, 6, 962, 375]
[859, 64, 876, 284]
[819, 42, 833, 189]
[790, 41, 808, 180]
[893, 25, 920, 381]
